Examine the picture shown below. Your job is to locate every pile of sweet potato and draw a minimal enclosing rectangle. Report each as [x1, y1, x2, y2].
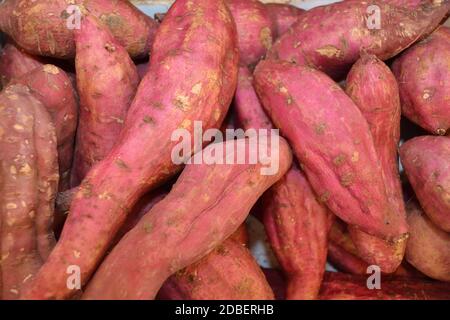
[0, 0, 449, 300]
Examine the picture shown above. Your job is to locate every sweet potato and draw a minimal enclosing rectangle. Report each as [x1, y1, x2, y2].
[392, 27, 450, 135]
[12, 65, 78, 192]
[268, 0, 450, 79]
[320, 272, 450, 300]
[71, 15, 139, 186]
[229, 223, 249, 247]
[346, 54, 408, 273]
[328, 219, 425, 278]
[0, 43, 44, 86]
[82, 137, 292, 299]
[157, 238, 274, 300]
[235, 65, 330, 300]
[405, 200, 450, 282]
[266, 3, 304, 38]
[262, 168, 331, 300]
[21, 0, 239, 300]
[225, 0, 275, 66]
[253, 60, 407, 241]
[400, 136, 450, 232]
[0, 0, 158, 59]
[0, 84, 58, 299]
[328, 219, 369, 275]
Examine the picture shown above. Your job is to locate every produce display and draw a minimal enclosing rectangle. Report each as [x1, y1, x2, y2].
[0, 0, 449, 302]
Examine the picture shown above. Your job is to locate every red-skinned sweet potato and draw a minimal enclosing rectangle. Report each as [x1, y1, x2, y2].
[262, 168, 331, 300]
[320, 272, 450, 300]
[266, 3, 304, 38]
[0, 84, 58, 299]
[392, 27, 450, 135]
[328, 219, 369, 275]
[328, 219, 425, 278]
[12, 65, 78, 192]
[0, 43, 44, 86]
[226, 0, 275, 66]
[400, 136, 450, 232]
[21, 0, 239, 300]
[267, 0, 450, 80]
[405, 200, 450, 282]
[157, 238, 273, 300]
[71, 15, 139, 187]
[0, 0, 158, 59]
[235, 65, 330, 300]
[82, 137, 292, 299]
[346, 54, 408, 273]
[253, 60, 407, 241]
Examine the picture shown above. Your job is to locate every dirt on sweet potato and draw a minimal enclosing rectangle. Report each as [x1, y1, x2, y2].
[71, 14, 139, 186]
[346, 53, 408, 273]
[82, 137, 292, 299]
[21, 0, 239, 300]
[0, 0, 158, 59]
[393, 26, 450, 136]
[0, 84, 58, 299]
[253, 59, 407, 241]
[268, 0, 450, 80]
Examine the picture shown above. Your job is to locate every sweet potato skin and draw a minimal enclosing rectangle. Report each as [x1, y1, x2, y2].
[0, 43, 43, 86]
[328, 219, 424, 278]
[21, 0, 239, 300]
[158, 238, 274, 300]
[405, 201, 450, 282]
[328, 220, 369, 275]
[393, 27, 450, 135]
[266, 3, 304, 38]
[400, 136, 450, 232]
[0, 0, 158, 59]
[346, 54, 408, 273]
[253, 60, 406, 241]
[82, 137, 292, 300]
[12, 65, 78, 192]
[268, 0, 450, 79]
[0, 84, 58, 299]
[71, 15, 139, 186]
[226, 0, 275, 66]
[263, 168, 331, 300]
[320, 272, 450, 300]
[235, 65, 330, 300]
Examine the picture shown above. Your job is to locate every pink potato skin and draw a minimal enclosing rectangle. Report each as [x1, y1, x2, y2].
[320, 272, 450, 300]
[82, 137, 292, 300]
[0, 85, 58, 299]
[157, 238, 274, 300]
[400, 136, 450, 232]
[392, 27, 450, 135]
[0, 43, 44, 86]
[253, 60, 408, 241]
[226, 0, 275, 66]
[346, 54, 408, 273]
[266, 3, 304, 38]
[267, 0, 450, 80]
[234, 65, 330, 300]
[0, 0, 158, 59]
[405, 200, 450, 282]
[12, 65, 78, 192]
[71, 15, 139, 186]
[21, 0, 239, 300]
